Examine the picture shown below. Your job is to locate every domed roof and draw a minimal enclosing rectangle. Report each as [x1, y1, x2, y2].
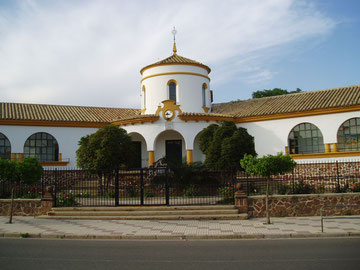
[140, 45, 211, 74]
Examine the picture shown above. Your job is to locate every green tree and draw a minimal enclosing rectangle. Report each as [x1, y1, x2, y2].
[240, 153, 296, 224]
[76, 125, 133, 194]
[0, 157, 43, 224]
[252, 88, 301, 99]
[199, 121, 256, 170]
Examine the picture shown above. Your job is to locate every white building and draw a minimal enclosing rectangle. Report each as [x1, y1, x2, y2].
[1, 42, 360, 168]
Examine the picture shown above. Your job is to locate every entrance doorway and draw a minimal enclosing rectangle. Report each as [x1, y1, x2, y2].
[130, 141, 142, 168]
[166, 140, 182, 165]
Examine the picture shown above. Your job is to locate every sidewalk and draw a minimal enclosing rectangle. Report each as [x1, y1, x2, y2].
[0, 216, 359, 240]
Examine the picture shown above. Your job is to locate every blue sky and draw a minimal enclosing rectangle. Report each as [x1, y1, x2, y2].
[0, 0, 359, 108]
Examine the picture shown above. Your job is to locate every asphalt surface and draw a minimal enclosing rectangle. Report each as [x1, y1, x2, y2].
[0, 238, 359, 270]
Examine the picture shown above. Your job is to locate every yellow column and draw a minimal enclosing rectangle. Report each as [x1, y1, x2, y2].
[148, 151, 155, 167]
[332, 143, 338, 152]
[285, 146, 289, 155]
[11, 153, 17, 161]
[186, 150, 193, 165]
[18, 153, 24, 162]
[59, 153, 62, 161]
[325, 144, 331, 153]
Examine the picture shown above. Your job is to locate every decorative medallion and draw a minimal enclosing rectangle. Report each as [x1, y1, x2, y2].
[155, 100, 182, 121]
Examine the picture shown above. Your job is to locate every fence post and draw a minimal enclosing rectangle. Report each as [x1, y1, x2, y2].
[336, 160, 340, 192]
[54, 168, 57, 207]
[246, 173, 249, 196]
[165, 167, 170, 206]
[115, 170, 119, 207]
[140, 168, 144, 206]
[292, 170, 295, 193]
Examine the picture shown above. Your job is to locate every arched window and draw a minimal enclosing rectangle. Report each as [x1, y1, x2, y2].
[288, 123, 324, 154]
[169, 81, 176, 102]
[337, 118, 360, 151]
[24, 132, 59, 161]
[202, 84, 207, 107]
[0, 133, 11, 160]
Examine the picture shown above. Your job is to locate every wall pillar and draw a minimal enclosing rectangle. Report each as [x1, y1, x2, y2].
[234, 190, 248, 213]
[18, 153, 24, 162]
[285, 146, 289, 155]
[11, 153, 17, 161]
[186, 150, 193, 164]
[148, 151, 155, 167]
[332, 143, 338, 152]
[325, 143, 331, 153]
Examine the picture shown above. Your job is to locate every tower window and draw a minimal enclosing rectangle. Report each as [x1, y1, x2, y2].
[169, 82, 176, 101]
[202, 84, 207, 107]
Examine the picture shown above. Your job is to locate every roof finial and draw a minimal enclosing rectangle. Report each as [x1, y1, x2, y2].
[172, 26, 177, 55]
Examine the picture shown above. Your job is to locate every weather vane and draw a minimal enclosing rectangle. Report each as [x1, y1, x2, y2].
[172, 26, 177, 54]
[172, 26, 177, 42]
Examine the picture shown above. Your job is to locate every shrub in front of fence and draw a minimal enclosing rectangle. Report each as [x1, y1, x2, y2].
[217, 186, 235, 204]
[57, 193, 76, 207]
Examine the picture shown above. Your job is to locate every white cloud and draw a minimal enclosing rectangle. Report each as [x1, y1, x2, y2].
[0, 0, 335, 107]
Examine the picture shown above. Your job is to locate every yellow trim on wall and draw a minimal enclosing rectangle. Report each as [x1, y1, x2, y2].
[155, 100, 182, 121]
[40, 161, 70, 166]
[202, 106, 210, 113]
[112, 116, 159, 126]
[148, 151, 155, 167]
[203, 83, 208, 89]
[141, 72, 210, 83]
[167, 79, 178, 86]
[0, 120, 107, 128]
[290, 151, 360, 159]
[186, 150, 193, 164]
[179, 115, 234, 123]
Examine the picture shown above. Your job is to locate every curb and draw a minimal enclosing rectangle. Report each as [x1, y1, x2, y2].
[1, 232, 359, 240]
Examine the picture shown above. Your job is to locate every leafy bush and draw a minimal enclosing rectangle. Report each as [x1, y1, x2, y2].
[293, 180, 314, 194]
[350, 182, 360, 192]
[277, 183, 291, 195]
[184, 185, 200, 197]
[57, 193, 76, 206]
[218, 186, 235, 203]
[22, 187, 42, 199]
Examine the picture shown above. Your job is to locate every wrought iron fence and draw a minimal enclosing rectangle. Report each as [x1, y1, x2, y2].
[1, 160, 360, 204]
[41, 167, 236, 207]
[237, 160, 360, 195]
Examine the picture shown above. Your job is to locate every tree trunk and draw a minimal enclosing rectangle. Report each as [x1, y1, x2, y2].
[9, 186, 15, 224]
[265, 177, 270, 224]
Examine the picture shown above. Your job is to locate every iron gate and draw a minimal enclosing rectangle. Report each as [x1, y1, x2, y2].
[41, 168, 234, 207]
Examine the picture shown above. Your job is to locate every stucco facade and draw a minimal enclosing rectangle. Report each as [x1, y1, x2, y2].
[1, 44, 360, 168]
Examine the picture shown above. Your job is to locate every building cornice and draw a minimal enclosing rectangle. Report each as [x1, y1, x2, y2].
[112, 116, 159, 126]
[141, 72, 210, 83]
[291, 151, 360, 159]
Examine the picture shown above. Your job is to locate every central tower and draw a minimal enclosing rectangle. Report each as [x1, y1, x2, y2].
[139, 29, 212, 118]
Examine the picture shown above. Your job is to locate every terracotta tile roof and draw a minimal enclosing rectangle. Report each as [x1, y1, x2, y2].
[212, 84, 360, 117]
[140, 53, 211, 74]
[0, 102, 140, 123]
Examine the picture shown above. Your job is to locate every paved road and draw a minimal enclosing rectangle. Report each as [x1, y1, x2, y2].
[0, 238, 359, 270]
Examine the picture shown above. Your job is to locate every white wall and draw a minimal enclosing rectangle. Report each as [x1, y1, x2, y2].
[0, 125, 98, 167]
[238, 111, 360, 157]
[141, 65, 211, 114]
